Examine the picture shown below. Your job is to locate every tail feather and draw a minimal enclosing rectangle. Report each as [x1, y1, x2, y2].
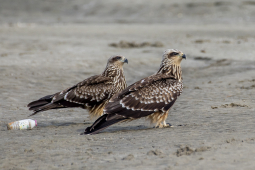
[82, 114, 127, 135]
[27, 94, 82, 116]
[27, 100, 50, 108]
[27, 95, 54, 108]
[27, 94, 63, 116]
[28, 103, 62, 116]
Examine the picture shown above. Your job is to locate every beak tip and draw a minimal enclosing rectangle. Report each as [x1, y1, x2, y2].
[124, 58, 128, 64]
[182, 54, 187, 60]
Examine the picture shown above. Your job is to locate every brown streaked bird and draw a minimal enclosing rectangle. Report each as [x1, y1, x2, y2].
[27, 55, 128, 118]
[82, 49, 186, 135]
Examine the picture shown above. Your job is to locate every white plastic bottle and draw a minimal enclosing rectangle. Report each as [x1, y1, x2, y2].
[7, 119, 37, 130]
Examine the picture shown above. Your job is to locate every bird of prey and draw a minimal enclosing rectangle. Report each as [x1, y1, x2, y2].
[27, 56, 128, 118]
[82, 49, 186, 135]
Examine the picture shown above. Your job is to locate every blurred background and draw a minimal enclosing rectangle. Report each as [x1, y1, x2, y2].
[0, 0, 254, 24]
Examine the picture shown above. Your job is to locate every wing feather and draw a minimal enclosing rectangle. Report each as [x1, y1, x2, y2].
[58, 75, 114, 107]
[105, 74, 183, 119]
[28, 74, 115, 115]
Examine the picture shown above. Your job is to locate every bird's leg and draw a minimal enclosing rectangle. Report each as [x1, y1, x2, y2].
[162, 120, 169, 127]
[163, 120, 173, 127]
[153, 112, 173, 128]
[156, 123, 164, 128]
[154, 121, 170, 128]
[155, 121, 173, 128]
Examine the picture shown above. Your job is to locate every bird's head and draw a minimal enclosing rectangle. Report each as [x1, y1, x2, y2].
[161, 49, 186, 66]
[107, 55, 128, 67]
[158, 49, 186, 79]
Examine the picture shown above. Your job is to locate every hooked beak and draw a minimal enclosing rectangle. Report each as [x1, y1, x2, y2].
[182, 54, 186, 60]
[123, 58, 128, 64]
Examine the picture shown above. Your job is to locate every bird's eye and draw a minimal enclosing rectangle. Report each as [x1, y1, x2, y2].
[170, 52, 179, 56]
[115, 56, 122, 60]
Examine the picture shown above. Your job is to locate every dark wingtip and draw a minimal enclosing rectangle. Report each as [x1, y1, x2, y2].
[80, 126, 94, 135]
[27, 100, 40, 108]
[28, 107, 34, 111]
[27, 103, 33, 108]
[28, 112, 37, 117]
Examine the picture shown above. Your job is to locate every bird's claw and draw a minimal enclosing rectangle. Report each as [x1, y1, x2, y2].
[154, 123, 173, 128]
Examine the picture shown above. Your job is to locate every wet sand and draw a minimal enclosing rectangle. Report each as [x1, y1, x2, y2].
[1, 1, 255, 170]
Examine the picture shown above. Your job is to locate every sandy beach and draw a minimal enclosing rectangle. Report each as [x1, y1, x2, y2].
[0, 0, 255, 169]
